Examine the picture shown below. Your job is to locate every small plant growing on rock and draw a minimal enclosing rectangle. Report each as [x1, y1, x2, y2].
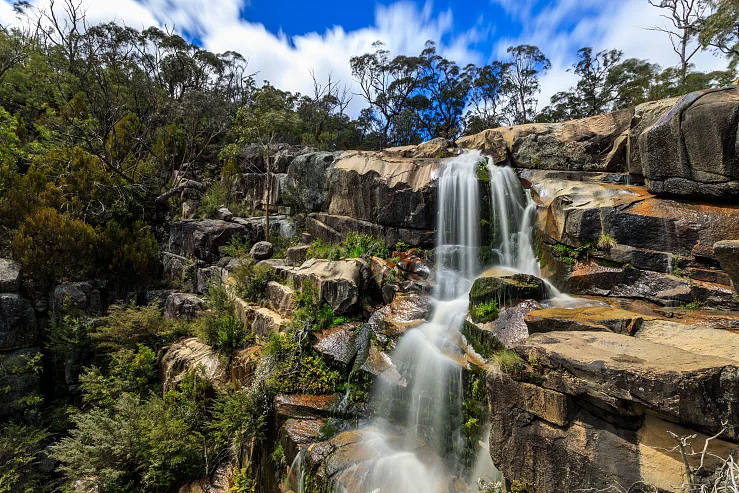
[222, 234, 252, 258]
[597, 233, 617, 251]
[490, 349, 525, 374]
[470, 300, 500, 324]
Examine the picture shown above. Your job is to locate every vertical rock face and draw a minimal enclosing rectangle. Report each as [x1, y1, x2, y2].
[0, 259, 21, 292]
[0, 293, 38, 351]
[488, 331, 739, 492]
[283, 152, 339, 212]
[640, 88, 739, 199]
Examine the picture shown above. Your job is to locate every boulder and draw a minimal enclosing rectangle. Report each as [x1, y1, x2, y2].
[290, 259, 371, 315]
[167, 219, 255, 264]
[627, 97, 679, 176]
[488, 374, 736, 493]
[383, 137, 459, 159]
[325, 152, 439, 230]
[49, 282, 101, 315]
[164, 293, 204, 319]
[250, 241, 274, 261]
[458, 109, 633, 171]
[640, 88, 739, 199]
[195, 266, 223, 294]
[714, 240, 739, 298]
[274, 394, 341, 425]
[312, 324, 404, 387]
[465, 300, 542, 350]
[215, 207, 233, 221]
[524, 306, 653, 335]
[307, 213, 435, 249]
[0, 293, 37, 351]
[234, 172, 285, 209]
[636, 319, 739, 363]
[286, 244, 310, 266]
[0, 259, 21, 292]
[283, 152, 338, 211]
[266, 281, 294, 316]
[469, 269, 548, 309]
[231, 296, 287, 339]
[160, 338, 228, 393]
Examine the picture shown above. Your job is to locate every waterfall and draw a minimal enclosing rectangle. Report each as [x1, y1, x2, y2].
[485, 163, 539, 276]
[343, 151, 536, 493]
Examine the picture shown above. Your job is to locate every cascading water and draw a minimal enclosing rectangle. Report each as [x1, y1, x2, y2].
[326, 151, 539, 493]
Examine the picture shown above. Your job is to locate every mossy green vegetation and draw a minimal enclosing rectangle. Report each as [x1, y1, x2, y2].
[232, 257, 280, 304]
[306, 232, 389, 260]
[469, 300, 500, 323]
[550, 242, 596, 265]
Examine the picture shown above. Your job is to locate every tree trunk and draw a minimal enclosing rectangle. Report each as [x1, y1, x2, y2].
[265, 154, 271, 243]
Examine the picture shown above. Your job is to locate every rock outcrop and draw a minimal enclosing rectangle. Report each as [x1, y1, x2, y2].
[640, 88, 739, 199]
[458, 109, 634, 171]
[489, 329, 739, 492]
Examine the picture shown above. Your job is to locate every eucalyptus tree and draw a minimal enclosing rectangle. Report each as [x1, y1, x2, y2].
[464, 61, 511, 134]
[648, 0, 709, 87]
[504, 44, 551, 124]
[350, 41, 423, 147]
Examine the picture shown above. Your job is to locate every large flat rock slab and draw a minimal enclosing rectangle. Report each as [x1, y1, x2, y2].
[525, 306, 654, 335]
[636, 320, 739, 363]
[517, 331, 739, 438]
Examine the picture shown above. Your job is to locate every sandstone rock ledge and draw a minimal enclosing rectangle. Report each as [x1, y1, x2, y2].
[489, 329, 739, 492]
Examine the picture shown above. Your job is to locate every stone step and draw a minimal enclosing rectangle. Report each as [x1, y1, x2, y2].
[517, 331, 739, 438]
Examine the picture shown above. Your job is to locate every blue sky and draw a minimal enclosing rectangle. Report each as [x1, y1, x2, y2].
[1, 0, 731, 115]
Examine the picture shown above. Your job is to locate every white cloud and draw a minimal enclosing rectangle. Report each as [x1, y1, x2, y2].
[493, 0, 732, 106]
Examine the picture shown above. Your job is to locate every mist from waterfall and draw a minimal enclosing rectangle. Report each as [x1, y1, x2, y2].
[322, 151, 537, 493]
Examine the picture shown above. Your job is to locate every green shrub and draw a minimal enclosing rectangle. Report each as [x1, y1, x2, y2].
[91, 303, 175, 355]
[0, 423, 49, 493]
[199, 285, 250, 357]
[306, 232, 389, 261]
[263, 329, 340, 395]
[12, 207, 97, 289]
[198, 182, 227, 219]
[97, 220, 160, 288]
[490, 349, 525, 374]
[596, 233, 616, 251]
[470, 301, 500, 324]
[222, 234, 252, 258]
[232, 258, 279, 304]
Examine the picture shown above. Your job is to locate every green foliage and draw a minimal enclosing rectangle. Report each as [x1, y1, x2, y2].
[0, 423, 49, 493]
[550, 242, 595, 265]
[91, 303, 177, 355]
[232, 258, 279, 304]
[199, 284, 250, 357]
[263, 329, 341, 395]
[476, 161, 490, 182]
[97, 220, 160, 288]
[307, 232, 389, 261]
[490, 349, 525, 374]
[230, 466, 258, 493]
[597, 233, 616, 251]
[198, 181, 228, 219]
[51, 379, 213, 493]
[222, 234, 252, 258]
[679, 300, 706, 310]
[12, 207, 97, 289]
[469, 300, 500, 324]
